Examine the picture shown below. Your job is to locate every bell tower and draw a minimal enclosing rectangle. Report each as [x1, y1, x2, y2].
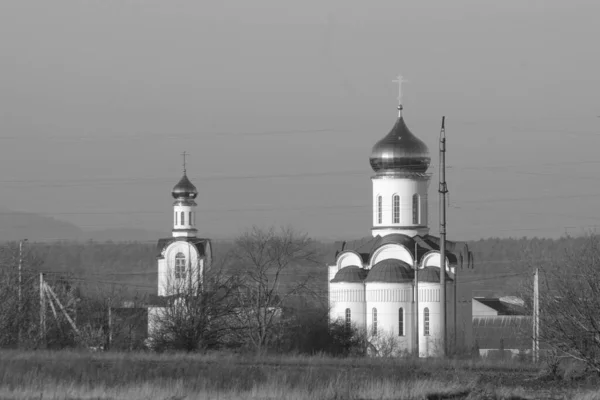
[369, 75, 431, 237]
[171, 152, 198, 238]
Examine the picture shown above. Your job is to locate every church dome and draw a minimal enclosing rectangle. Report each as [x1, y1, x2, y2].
[172, 174, 198, 199]
[418, 266, 453, 283]
[331, 265, 368, 283]
[365, 259, 414, 283]
[369, 116, 430, 174]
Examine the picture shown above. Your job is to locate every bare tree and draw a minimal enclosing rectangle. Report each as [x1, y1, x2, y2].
[147, 260, 241, 352]
[230, 226, 318, 352]
[522, 234, 600, 373]
[0, 242, 45, 348]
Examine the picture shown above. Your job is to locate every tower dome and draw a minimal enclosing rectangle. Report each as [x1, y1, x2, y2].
[369, 116, 430, 174]
[172, 173, 198, 199]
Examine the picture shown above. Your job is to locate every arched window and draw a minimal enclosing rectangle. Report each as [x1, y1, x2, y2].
[392, 195, 400, 223]
[412, 194, 420, 224]
[181, 211, 185, 225]
[424, 307, 430, 336]
[189, 211, 192, 226]
[175, 211, 178, 225]
[398, 308, 404, 336]
[377, 196, 382, 224]
[345, 308, 351, 330]
[372, 308, 378, 336]
[175, 252, 186, 280]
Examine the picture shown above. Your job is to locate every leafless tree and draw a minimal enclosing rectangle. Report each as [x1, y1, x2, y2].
[147, 259, 241, 352]
[230, 226, 318, 352]
[0, 242, 45, 348]
[522, 234, 600, 373]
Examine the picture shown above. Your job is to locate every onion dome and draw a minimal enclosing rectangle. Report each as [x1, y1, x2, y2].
[369, 116, 430, 174]
[365, 259, 414, 283]
[418, 266, 453, 283]
[331, 266, 368, 283]
[171, 173, 198, 199]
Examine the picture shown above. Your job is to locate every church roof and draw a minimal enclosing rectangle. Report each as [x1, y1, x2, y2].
[156, 237, 211, 259]
[365, 259, 414, 283]
[474, 297, 526, 316]
[330, 265, 368, 283]
[332, 234, 463, 267]
[418, 266, 453, 282]
[172, 173, 198, 199]
[369, 116, 431, 174]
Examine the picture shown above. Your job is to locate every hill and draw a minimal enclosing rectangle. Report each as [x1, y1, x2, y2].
[0, 209, 165, 243]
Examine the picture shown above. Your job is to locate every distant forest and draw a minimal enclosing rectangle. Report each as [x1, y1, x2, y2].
[3, 235, 591, 300]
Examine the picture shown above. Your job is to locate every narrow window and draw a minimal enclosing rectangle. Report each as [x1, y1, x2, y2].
[412, 194, 419, 224]
[175, 211, 178, 225]
[377, 196, 382, 224]
[393, 195, 400, 223]
[345, 308, 351, 331]
[189, 211, 192, 226]
[424, 307, 430, 336]
[181, 211, 185, 225]
[175, 252, 186, 280]
[372, 308, 378, 336]
[398, 308, 404, 336]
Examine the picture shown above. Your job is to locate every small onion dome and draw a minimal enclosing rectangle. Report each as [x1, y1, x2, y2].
[418, 266, 453, 283]
[365, 259, 414, 283]
[171, 174, 198, 199]
[330, 265, 368, 283]
[369, 117, 430, 174]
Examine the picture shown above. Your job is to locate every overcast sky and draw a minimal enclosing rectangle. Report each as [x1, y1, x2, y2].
[1, 0, 600, 241]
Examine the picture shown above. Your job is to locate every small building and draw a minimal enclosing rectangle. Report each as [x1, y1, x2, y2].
[472, 297, 532, 359]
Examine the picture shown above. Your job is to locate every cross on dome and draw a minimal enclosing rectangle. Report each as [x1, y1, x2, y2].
[181, 151, 188, 174]
[392, 74, 408, 116]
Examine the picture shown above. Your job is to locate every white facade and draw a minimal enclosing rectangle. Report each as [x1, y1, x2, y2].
[327, 94, 472, 357]
[371, 175, 430, 237]
[328, 245, 458, 358]
[173, 204, 197, 238]
[157, 240, 206, 296]
[148, 167, 213, 343]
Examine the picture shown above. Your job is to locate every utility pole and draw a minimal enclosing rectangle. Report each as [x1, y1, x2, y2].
[533, 268, 539, 363]
[414, 241, 420, 356]
[17, 238, 28, 346]
[39, 273, 46, 346]
[439, 116, 447, 357]
[107, 297, 112, 351]
[453, 262, 458, 354]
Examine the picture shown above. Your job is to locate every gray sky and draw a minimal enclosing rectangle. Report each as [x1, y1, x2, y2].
[1, 0, 600, 240]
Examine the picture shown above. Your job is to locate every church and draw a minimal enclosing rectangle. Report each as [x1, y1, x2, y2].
[147, 158, 213, 338]
[328, 78, 474, 357]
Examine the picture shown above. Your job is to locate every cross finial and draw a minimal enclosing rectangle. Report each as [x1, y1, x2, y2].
[181, 151, 188, 174]
[392, 74, 408, 116]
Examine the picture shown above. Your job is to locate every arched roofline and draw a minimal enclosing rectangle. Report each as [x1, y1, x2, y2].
[336, 250, 365, 267]
[368, 243, 414, 268]
[420, 250, 452, 272]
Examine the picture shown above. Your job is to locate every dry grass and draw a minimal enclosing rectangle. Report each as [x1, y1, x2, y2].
[0, 350, 576, 400]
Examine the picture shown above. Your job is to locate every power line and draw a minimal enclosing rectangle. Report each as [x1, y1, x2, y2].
[2, 158, 600, 187]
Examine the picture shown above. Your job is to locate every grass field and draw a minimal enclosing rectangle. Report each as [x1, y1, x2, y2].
[0, 351, 598, 400]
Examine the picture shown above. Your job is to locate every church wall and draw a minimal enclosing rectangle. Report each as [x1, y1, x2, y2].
[371, 177, 430, 236]
[329, 282, 366, 328]
[365, 282, 415, 353]
[158, 241, 203, 297]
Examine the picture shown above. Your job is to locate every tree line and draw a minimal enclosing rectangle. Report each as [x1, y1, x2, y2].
[2, 230, 600, 371]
